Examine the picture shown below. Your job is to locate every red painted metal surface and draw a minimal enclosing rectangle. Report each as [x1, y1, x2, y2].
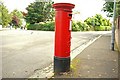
[53, 3, 75, 58]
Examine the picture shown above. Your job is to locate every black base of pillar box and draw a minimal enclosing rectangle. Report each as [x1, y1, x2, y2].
[54, 56, 70, 74]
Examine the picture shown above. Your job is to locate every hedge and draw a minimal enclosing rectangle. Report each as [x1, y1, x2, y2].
[27, 21, 54, 31]
[27, 21, 111, 31]
[95, 26, 111, 31]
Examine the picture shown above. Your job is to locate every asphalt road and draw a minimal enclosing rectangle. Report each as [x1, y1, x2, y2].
[1, 30, 111, 78]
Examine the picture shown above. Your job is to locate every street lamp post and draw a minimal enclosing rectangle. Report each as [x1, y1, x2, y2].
[111, 0, 116, 51]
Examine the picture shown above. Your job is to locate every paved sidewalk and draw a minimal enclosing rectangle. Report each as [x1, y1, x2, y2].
[54, 34, 119, 78]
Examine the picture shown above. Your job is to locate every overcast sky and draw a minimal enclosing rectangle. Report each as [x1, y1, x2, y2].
[3, 0, 108, 21]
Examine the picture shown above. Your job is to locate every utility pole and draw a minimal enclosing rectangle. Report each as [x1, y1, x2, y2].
[111, 0, 116, 51]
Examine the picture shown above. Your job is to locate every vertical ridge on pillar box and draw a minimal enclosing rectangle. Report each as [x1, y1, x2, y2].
[53, 3, 75, 73]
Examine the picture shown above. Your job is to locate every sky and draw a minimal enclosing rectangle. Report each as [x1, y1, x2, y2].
[2, 0, 108, 21]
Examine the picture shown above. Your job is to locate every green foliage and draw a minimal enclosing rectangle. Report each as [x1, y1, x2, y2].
[84, 17, 93, 26]
[102, 2, 114, 17]
[84, 14, 111, 31]
[27, 14, 111, 31]
[95, 26, 111, 31]
[72, 21, 90, 31]
[25, 1, 54, 24]
[116, 1, 120, 16]
[72, 14, 111, 31]
[10, 9, 23, 27]
[27, 21, 54, 31]
[10, 9, 23, 19]
[0, 2, 11, 27]
[85, 14, 110, 26]
[72, 21, 80, 31]
[102, 1, 120, 17]
[76, 21, 84, 31]
[41, 22, 54, 31]
[27, 23, 40, 30]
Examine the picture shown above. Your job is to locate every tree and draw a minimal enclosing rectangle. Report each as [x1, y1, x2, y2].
[85, 14, 111, 26]
[102, 2, 114, 17]
[10, 9, 23, 27]
[0, 2, 11, 27]
[102, 1, 120, 17]
[21, 11, 27, 17]
[84, 14, 111, 30]
[116, 1, 120, 16]
[11, 16, 19, 27]
[72, 21, 89, 31]
[25, 1, 54, 24]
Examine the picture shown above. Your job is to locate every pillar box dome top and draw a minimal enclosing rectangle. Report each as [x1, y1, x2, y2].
[53, 3, 75, 11]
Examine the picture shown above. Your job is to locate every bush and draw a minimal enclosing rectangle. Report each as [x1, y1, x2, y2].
[27, 23, 41, 30]
[27, 21, 111, 31]
[95, 26, 111, 31]
[42, 22, 54, 31]
[72, 21, 91, 31]
[76, 21, 84, 31]
[27, 21, 55, 31]
[72, 21, 80, 31]
[87, 25, 94, 31]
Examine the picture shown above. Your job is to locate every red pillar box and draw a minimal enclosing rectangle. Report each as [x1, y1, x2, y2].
[53, 3, 75, 73]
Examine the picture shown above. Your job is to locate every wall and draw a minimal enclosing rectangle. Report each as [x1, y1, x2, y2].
[115, 16, 120, 51]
